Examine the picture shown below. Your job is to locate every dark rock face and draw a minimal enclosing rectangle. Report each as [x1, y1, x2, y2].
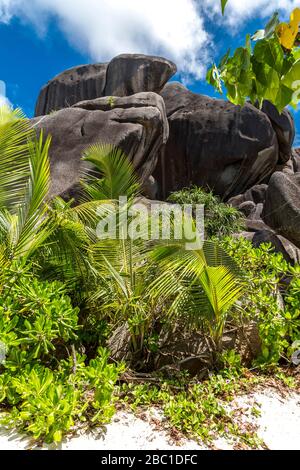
[229, 184, 268, 207]
[238, 201, 257, 218]
[252, 230, 300, 265]
[262, 101, 295, 164]
[230, 178, 300, 264]
[155, 83, 278, 199]
[35, 63, 108, 117]
[293, 149, 300, 172]
[31, 92, 169, 199]
[35, 54, 176, 117]
[263, 172, 300, 248]
[104, 54, 177, 97]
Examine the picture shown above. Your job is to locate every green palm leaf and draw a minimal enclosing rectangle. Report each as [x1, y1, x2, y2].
[8, 133, 52, 261]
[0, 106, 33, 210]
[81, 144, 140, 202]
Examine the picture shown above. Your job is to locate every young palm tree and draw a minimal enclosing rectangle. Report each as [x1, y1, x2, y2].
[0, 107, 53, 263]
[0, 106, 91, 281]
[150, 239, 244, 351]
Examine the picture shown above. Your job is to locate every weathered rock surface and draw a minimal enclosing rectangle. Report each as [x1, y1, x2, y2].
[262, 101, 295, 164]
[252, 230, 300, 265]
[155, 82, 278, 199]
[228, 184, 268, 208]
[35, 63, 109, 117]
[275, 158, 295, 175]
[262, 172, 300, 248]
[293, 148, 300, 173]
[35, 54, 176, 117]
[104, 54, 177, 97]
[31, 92, 169, 199]
[230, 179, 300, 264]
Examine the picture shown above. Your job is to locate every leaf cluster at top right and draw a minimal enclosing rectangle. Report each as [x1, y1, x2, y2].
[207, 8, 300, 114]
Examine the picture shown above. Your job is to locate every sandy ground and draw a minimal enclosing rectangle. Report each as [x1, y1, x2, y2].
[0, 387, 299, 450]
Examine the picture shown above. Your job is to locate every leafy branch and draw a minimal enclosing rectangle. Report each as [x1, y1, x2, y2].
[209, 9, 300, 113]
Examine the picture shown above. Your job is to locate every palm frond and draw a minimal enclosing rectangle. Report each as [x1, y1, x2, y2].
[36, 197, 95, 283]
[149, 240, 244, 338]
[81, 144, 140, 201]
[0, 106, 33, 209]
[10, 133, 52, 261]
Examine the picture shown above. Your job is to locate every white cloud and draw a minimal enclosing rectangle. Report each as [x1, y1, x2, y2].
[0, 80, 10, 107]
[0, 95, 10, 106]
[0, 0, 299, 80]
[202, 0, 300, 30]
[0, 0, 210, 81]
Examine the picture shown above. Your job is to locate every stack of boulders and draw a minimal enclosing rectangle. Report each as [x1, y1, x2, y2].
[32, 54, 300, 263]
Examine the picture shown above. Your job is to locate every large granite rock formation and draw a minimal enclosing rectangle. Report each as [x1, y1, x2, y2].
[230, 173, 300, 264]
[35, 54, 176, 117]
[262, 172, 300, 248]
[104, 54, 177, 97]
[154, 82, 278, 199]
[261, 101, 295, 164]
[293, 148, 300, 172]
[35, 63, 108, 117]
[32, 53, 300, 262]
[32, 92, 169, 200]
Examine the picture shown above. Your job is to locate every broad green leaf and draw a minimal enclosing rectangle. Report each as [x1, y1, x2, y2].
[275, 84, 294, 113]
[253, 37, 284, 74]
[282, 59, 300, 90]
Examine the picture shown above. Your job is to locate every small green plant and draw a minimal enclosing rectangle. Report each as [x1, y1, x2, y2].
[107, 96, 116, 108]
[120, 369, 263, 448]
[1, 350, 124, 444]
[0, 265, 79, 362]
[168, 186, 244, 239]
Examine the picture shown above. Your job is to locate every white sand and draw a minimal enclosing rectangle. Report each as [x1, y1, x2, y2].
[0, 388, 299, 450]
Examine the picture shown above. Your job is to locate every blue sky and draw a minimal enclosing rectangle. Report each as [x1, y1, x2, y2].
[0, 0, 299, 146]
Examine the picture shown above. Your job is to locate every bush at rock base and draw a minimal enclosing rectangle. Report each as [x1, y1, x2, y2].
[168, 186, 245, 239]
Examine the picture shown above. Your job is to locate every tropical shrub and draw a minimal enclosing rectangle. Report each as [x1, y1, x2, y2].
[0, 352, 124, 444]
[208, 9, 300, 113]
[0, 265, 79, 362]
[168, 186, 244, 239]
[0, 267, 124, 443]
[222, 237, 300, 366]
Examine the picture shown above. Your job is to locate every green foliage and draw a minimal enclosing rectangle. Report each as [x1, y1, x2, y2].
[81, 143, 140, 202]
[0, 266, 124, 443]
[150, 240, 244, 350]
[0, 266, 78, 361]
[1, 351, 124, 444]
[83, 183, 244, 359]
[168, 186, 244, 239]
[221, 237, 300, 366]
[207, 12, 300, 113]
